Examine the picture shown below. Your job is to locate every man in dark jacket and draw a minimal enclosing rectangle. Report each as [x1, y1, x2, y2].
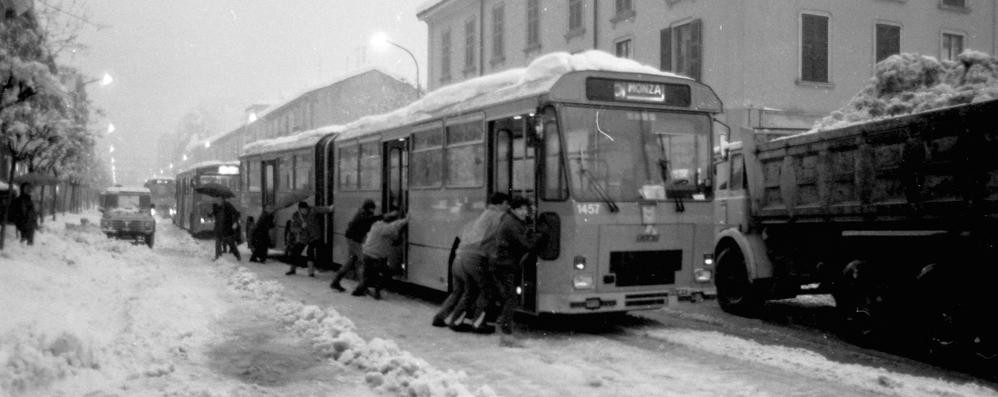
[493, 196, 543, 347]
[330, 199, 381, 291]
[11, 183, 37, 245]
[249, 204, 275, 263]
[213, 197, 241, 261]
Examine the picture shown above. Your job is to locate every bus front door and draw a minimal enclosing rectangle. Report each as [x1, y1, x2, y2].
[383, 138, 409, 280]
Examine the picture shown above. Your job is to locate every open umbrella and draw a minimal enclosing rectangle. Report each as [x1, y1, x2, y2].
[274, 189, 314, 209]
[194, 183, 234, 198]
[12, 172, 61, 186]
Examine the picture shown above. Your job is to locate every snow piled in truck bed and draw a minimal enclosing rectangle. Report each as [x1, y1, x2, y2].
[810, 50, 998, 132]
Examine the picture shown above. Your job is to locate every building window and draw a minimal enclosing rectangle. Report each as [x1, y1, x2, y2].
[875, 23, 901, 63]
[801, 13, 829, 83]
[441, 29, 452, 82]
[464, 18, 477, 73]
[526, 0, 541, 50]
[568, 0, 584, 34]
[941, 0, 966, 8]
[660, 19, 702, 80]
[612, 0, 635, 23]
[942, 32, 964, 61]
[615, 38, 632, 59]
[491, 4, 505, 64]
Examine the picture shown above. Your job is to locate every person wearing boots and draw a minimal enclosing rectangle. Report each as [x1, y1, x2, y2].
[493, 196, 544, 347]
[248, 204, 275, 263]
[285, 201, 334, 276]
[352, 210, 407, 299]
[432, 192, 509, 333]
[330, 199, 381, 292]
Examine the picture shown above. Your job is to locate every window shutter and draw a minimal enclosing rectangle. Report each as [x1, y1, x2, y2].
[660, 27, 672, 71]
[690, 19, 702, 80]
[802, 14, 828, 82]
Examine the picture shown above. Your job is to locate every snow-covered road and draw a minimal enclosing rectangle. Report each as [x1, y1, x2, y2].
[2, 213, 996, 397]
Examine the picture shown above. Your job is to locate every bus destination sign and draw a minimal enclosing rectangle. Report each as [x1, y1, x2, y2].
[586, 78, 691, 107]
[614, 81, 664, 102]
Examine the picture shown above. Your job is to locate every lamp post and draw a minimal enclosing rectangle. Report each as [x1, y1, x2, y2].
[370, 32, 421, 98]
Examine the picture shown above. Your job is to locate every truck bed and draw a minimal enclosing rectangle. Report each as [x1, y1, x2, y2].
[747, 99, 998, 226]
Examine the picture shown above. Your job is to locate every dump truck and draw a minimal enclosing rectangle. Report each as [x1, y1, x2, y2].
[712, 99, 997, 365]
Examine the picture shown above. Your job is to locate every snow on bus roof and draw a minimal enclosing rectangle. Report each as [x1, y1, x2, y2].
[334, 50, 687, 141]
[241, 124, 346, 156]
[238, 50, 686, 156]
[178, 160, 240, 174]
[103, 186, 150, 194]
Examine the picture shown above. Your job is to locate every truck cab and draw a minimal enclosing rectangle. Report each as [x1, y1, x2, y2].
[99, 186, 156, 248]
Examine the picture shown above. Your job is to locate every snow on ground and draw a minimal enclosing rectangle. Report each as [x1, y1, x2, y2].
[0, 213, 480, 396]
[3, 213, 997, 397]
[644, 328, 996, 397]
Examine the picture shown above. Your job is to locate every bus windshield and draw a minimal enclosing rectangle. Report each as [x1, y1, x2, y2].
[561, 106, 712, 202]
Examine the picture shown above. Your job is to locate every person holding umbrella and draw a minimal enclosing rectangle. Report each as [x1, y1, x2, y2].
[212, 196, 241, 261]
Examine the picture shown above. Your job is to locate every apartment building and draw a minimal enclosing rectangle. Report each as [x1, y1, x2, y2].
[417, 0, 997, 132]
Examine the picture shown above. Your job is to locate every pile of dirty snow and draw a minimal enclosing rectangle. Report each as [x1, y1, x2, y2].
[221, 264, 495, 397]
[811, 50, 998, 132]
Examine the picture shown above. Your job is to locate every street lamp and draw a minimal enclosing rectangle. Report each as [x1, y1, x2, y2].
[370, 32, 421, 98]
[84, 72, 114, 87]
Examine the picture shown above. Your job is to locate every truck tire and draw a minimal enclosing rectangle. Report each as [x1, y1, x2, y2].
[833, 260, 882, 346]
[715, 246, 758, 316]
[146, 233, 155, 249]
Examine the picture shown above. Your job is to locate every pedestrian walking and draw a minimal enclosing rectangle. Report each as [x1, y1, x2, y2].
[248, 204, 275, 263]
[493, 196, 544, 347]
[213, 197, 241, 261]
[330, 199, 381, 292]
[11, 183, 38, 245]
[284, 201, 334, 276]
[432, 192, 509, 333]
[352, 210, 408, 299]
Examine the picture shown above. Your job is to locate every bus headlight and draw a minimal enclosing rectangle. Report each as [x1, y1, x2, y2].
[573, 255, 586, 270]
[694, 268, 713, 283]
[573, 274, 594, 289]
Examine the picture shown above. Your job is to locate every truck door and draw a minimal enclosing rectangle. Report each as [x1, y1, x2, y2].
[384, 138, 409, 279]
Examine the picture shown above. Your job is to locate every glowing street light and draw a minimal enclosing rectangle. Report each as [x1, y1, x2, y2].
[109, 145, 114, 153]
[106, 123, 115, 134]
[370, 32, 421, 98]
[83, 72, 114, 87]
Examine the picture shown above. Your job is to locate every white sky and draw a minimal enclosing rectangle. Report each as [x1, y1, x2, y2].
[57, 1, 427, 185]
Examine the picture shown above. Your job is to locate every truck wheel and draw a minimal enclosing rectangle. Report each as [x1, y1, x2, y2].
[715, 246, 758, 316]
[834, 260, 883, 346]
[146, 233, 155, 248]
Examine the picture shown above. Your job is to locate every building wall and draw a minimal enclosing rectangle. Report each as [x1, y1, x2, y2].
[419, 0, 997, 131]
[185, 70, 419, 166]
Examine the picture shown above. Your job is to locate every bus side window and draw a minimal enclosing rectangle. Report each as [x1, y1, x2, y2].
[730, 153, 745, 190]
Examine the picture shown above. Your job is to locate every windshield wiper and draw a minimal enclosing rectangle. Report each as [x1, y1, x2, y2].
[576, 148, 619, 213]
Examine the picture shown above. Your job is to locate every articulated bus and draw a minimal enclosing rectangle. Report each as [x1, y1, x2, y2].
[174, 161, 240, 237]
[306, 51, 723, 315]
[144, 178, 176, 218]
[239, 127, 339, 256]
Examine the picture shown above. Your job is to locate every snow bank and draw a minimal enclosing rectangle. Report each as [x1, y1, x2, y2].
[221, 264, 496, 397]
[810, 50, 998, 132]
